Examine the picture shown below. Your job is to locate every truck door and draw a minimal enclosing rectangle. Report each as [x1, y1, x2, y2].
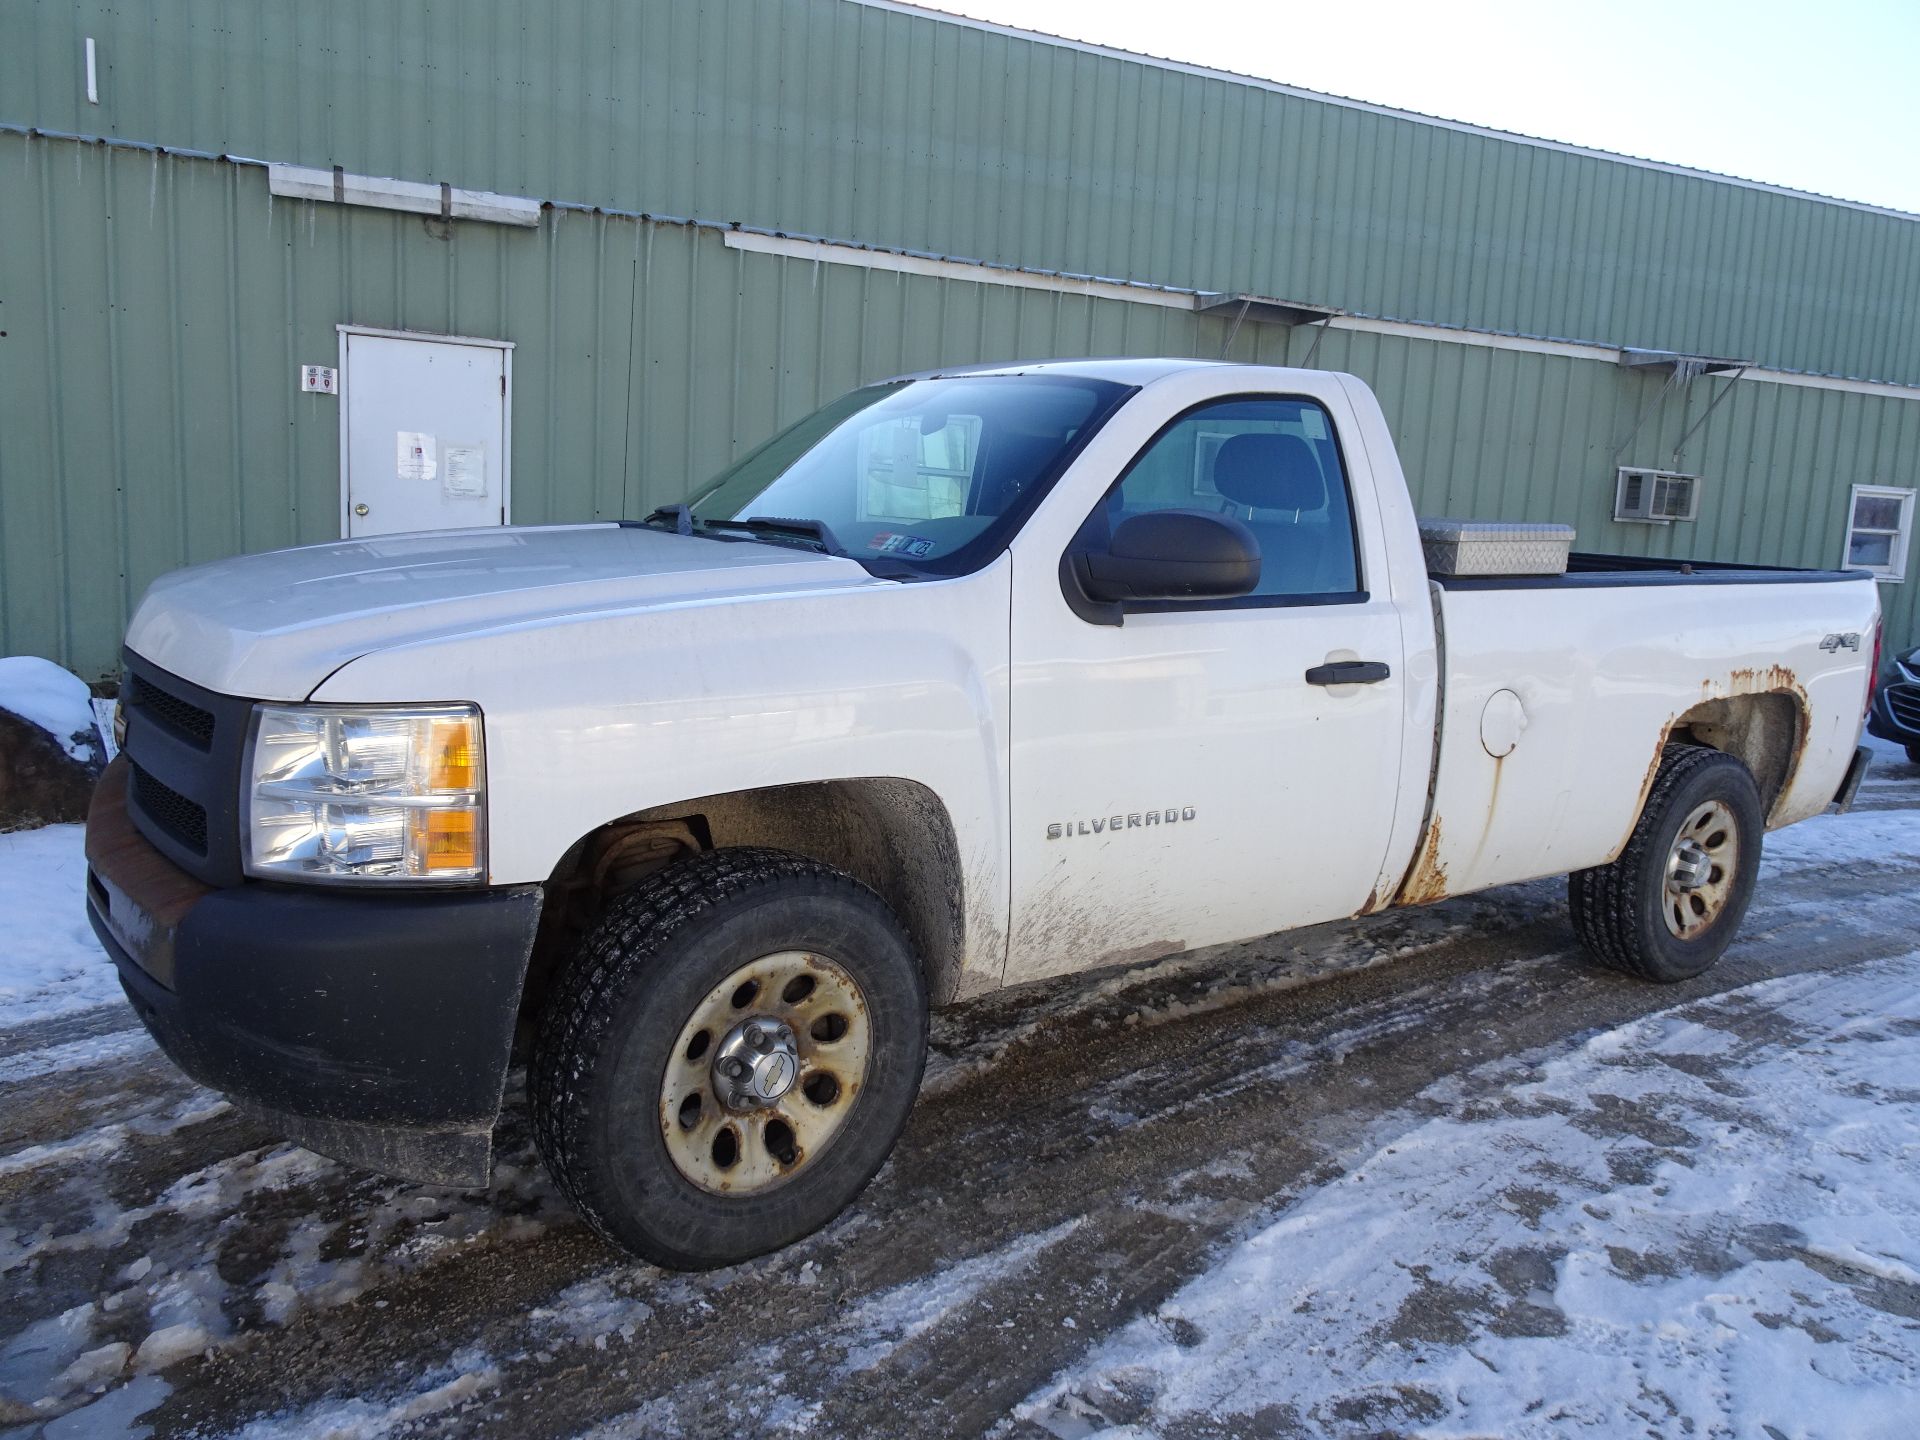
[1006, 390, 1409, 984]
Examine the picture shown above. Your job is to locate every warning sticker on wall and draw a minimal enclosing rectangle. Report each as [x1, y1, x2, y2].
[397, 431, 437, 482]
[443, 444, 487, 497]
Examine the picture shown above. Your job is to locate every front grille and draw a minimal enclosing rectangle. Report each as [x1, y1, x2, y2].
[130, 672, 215, 749]
[1888, 682, 1920, 730]
[120, 652, 254, 885]
[131, 761, 209, 856]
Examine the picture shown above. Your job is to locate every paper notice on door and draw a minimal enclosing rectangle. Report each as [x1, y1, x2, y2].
[443, 444, 487, 498]
[397, 431, 437, 482]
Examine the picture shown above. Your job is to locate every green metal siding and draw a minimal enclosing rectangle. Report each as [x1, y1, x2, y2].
[7, 0, 1919, 385]
[3, 133, 1914, 679]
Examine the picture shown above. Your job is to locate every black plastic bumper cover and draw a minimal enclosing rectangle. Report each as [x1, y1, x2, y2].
[1867, 685, 1919, 746]
[87, 765, 543, 1187]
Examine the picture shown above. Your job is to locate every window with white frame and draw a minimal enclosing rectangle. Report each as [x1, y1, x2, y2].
[1844, 485, 1915, 581]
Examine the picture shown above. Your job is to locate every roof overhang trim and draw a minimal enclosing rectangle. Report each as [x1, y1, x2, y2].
[1618, 348, 1752, 377]
[1194, 293, 1345, 326]
[267, 164, 541, 227]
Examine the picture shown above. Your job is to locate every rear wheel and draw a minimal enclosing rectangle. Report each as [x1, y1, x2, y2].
[531, 847, 927, 1269]
[1568, 744, 1763, 983]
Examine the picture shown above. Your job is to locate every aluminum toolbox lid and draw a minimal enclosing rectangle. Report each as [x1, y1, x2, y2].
[1416, 518, 1577, 544]
[1418, 517, 1576, 577]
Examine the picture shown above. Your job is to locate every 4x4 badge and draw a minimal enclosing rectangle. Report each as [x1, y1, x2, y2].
[1819, 632, 1862, 652]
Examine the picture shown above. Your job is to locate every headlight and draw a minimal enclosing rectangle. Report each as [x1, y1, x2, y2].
[244, 704, 485, 883]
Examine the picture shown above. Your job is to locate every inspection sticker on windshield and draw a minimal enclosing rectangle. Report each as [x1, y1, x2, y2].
[870, 532, 936, 558]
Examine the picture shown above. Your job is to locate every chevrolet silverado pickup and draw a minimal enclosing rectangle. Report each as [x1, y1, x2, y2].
[85, 359, 1879, 1268]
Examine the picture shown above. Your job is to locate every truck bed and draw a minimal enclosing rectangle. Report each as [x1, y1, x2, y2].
[1400, 560, 1879, 908]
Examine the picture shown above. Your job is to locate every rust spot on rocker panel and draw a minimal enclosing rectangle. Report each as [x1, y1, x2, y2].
[1390, 815, 1452, 908]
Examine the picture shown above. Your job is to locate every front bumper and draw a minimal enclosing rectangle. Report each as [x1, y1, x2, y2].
[85, 757, 543, 1186]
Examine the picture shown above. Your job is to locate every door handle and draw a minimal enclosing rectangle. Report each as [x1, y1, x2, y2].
[1305, 660, 1391, 686]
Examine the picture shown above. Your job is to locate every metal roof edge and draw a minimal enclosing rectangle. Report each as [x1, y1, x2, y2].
[8, 122, 1916, 402]
[848, 0, 1920, 225]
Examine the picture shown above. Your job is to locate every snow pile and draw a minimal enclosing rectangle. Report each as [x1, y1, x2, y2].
[1021, 954, 1920, 1438]
[0, 824, 125, 1026]
[0, 655, 97, 761]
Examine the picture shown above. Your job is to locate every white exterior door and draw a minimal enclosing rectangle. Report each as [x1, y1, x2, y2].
[1005, 384, 1411, 985]
[341, 330, 510, 537]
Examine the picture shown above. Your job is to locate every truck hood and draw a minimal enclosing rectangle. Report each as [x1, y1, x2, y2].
[125, 524, 883, 699]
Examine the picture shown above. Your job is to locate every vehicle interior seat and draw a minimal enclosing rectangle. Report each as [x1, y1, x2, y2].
[973, 423, 1066, 517]
[1210, 432, 1343, 595]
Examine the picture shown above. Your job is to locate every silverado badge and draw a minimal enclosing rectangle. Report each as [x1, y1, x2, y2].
[1048, 807, 1196, 839]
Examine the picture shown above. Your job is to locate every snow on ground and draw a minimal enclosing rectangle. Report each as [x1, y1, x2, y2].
[0, 825, 125, 1026]
[832, 1218, 1084, 1376]
[0, 657, 97, 763]
[1863, 731, 1911, 764]
[1019, 953, 1920, 1439]
[1760, 804, 1920, 868]
[217, 1350, 502, 1440]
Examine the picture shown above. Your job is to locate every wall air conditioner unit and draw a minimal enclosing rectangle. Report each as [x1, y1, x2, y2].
[1614, 467, 1700, 524]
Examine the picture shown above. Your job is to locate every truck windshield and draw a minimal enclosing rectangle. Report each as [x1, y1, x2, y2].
[674, 374, 1132, 575]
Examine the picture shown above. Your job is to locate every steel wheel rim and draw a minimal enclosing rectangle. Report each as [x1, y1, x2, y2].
[1663, 799, 1740, 941]
[660, 950, 871, 1196]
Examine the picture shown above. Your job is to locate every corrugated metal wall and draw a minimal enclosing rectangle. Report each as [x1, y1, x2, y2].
[7, 0, 1919, 386]
[4, 132, 1914, 678]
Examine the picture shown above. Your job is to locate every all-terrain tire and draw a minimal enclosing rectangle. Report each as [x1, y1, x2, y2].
[530, 847, 927, 1269]
[1568, 744, 1764, 984]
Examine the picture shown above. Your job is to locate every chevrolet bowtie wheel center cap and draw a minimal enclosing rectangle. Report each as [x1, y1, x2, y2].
[713, 1019, 801, 1108]
[1670, 840, 1714, 890]
[1662, 799, 1740, 941]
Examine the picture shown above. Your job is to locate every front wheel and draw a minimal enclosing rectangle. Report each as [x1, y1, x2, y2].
[1569, 744, 1763, 983]
[1906, 743, 1920, 767]
[530, 847, 927, 1269]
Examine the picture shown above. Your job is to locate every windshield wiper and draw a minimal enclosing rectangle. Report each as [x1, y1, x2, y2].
[628, 508, 846, 557]
[698, 515, 847, 555]
[636, 504, 694, 535]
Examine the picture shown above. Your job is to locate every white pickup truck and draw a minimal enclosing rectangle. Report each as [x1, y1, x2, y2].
[86, 359, 1878, 1268]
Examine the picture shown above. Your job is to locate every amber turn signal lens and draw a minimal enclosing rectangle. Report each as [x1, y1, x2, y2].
[425, 717, 480, 791]
[415, 808, 479, 872]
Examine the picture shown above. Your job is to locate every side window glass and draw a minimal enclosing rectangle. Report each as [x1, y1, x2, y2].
[1108, 398, 1361, 599]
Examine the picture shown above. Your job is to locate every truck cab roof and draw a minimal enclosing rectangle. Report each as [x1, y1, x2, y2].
[879, 356, 1316, 387]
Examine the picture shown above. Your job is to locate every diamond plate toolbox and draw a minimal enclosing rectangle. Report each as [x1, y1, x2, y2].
[1418, 518, 1575, 577]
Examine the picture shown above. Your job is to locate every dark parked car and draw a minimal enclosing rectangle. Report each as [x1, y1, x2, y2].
[1868, 643, 1920, 764]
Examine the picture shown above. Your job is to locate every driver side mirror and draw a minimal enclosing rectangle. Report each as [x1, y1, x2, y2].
[1064, 509, 1262, 624]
